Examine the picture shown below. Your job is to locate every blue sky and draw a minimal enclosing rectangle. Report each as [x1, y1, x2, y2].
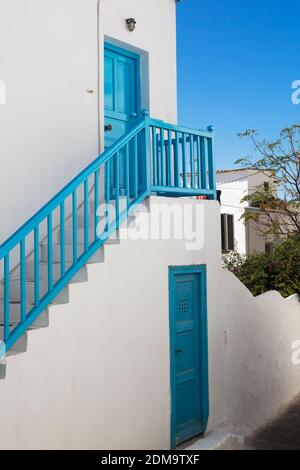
[176, 0, 300, 169]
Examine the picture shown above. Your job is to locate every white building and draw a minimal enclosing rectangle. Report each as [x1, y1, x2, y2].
[0, 0, 299, 451]
[217, 169, 276, 255]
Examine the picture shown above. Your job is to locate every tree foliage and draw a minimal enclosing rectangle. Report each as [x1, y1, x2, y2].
[236, 125, 300, 238]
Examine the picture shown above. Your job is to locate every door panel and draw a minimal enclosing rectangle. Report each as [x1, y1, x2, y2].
[104, 44, 140, 197]
[104, 55, 114, 111]
[169, 267, 209, 447]
[104, 45, 139, 146]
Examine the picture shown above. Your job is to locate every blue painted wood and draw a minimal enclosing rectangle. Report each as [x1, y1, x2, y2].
[115, 151, 120, 230]
[72, 191, 77, 263]
[190, 135, 195, 189]
[174, 132, 179, 187]
[200, 137, 207, 190]
[133, 134, 138, 199]
[0, 115, 216, 354]
[104, 42, 141, 197]
[60, 202, 65, 278]
[160, 128, 165, 186]
[84, 179, 89, 251]
[47, 213, 53, 291]
[4, 190, 148, 352]
[182, 133, 187, 188]
[34, 226, 40, 306]
[125, 143, 130, 214]
[20, 239, 26, 321]
[94, 169, 99, 241]
[169, 265, 209, 448]
[4, 254, 10, 342]
[143, 111, 151, 196]
[149, 118, 213, 139]
[167, 131, 172, 187]
[196, 136, 201, 189]
[0, 120, 146, 259]
[152, 127, 157, 186]
[105, 160, 111, 233]
[207, 126, 217, 200]
[151, 186, 215, 196]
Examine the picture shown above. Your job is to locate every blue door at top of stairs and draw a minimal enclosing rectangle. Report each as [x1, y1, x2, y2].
[104, 43, 141, 197]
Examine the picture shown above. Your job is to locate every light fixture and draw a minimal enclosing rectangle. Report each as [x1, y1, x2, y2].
[126, 18, 136, 32]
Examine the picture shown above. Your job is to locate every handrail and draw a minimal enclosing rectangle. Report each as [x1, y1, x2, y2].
[0, 120, 146, 258]
[0, 115, 216, 353]
[149, 118, 214, 139]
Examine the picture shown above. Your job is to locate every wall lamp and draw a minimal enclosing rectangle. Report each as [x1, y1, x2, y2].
[126, 18, 136, 32]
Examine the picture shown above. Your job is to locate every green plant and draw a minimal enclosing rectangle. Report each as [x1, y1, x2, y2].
[236, 125, 300, 238]
[223, 237, 300, 298]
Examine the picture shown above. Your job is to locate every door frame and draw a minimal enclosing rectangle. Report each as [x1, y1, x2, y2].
[169, 265, 209, 449]
[104, 41, 142, 122]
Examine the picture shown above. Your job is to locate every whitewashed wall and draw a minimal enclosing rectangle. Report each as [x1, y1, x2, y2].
[221, 269, 300, 436]
[0, 0, 177, 246]
[0, 198, 223, 450]
[100, 0, 177, 133]
[0, 197, 299, 448]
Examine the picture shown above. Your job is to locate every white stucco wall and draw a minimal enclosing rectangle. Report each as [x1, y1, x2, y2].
[101, 0, 177, 127]
[0, 196, 299, 448]
[221, 269, 300, 436]
[0, 0, 177, 246]
[0, 198, 224, 450]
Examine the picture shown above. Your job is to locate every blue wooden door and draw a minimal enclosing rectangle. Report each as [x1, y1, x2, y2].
[104, 43, 140, 195]
[169, 266, 209, 447]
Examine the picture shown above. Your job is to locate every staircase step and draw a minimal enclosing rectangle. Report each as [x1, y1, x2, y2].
[0, 328, 27, 355]
[77, 198, 128, 216]
[11, 262, 88, 284]
[0, 280, 69, 305]
[67, 214, 95, 229]
[0, 303, 49, 329]
[70, 206, 135, 229]
[55, 228, 120, 246]
[55, 227, 97, 245]
[41, 243, 105, 264]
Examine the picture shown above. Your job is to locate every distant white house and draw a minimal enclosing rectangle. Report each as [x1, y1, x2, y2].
[217, 169, 276, 255]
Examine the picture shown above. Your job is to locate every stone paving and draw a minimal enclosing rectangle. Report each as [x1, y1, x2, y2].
[246, 394, 300, 450]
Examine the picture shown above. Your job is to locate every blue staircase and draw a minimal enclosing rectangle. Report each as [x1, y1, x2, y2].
[0, 114, 216, 372]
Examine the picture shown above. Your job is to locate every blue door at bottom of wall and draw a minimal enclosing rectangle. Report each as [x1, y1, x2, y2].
[104, 43, 141, 197]
[169, 266, 209, 448]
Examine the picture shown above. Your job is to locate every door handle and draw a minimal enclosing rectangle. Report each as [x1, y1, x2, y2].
[175, 349, 183, 354]
[105, 124, 113, 132]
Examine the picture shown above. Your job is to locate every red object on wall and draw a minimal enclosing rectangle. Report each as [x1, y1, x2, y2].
[196, 196, 208, 200]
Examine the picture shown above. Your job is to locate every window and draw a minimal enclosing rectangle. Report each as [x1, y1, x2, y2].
[265, 242, 274, 254]
[264, 182, 270, 192]
[221, 214, 234, 252]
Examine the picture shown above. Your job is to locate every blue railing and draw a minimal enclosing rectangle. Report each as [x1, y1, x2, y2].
[0, 115, 216, 353]
[149, 118, 216, 199]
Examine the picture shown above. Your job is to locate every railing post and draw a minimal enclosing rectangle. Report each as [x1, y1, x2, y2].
[207, 125, 217, 200]
[4, 254, 10, 343]
[142, 109, 151, 196]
